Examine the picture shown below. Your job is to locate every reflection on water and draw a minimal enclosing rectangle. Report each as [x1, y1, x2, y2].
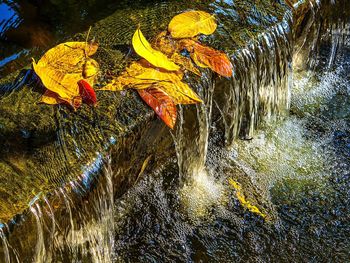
[0, 0, 135, 78]
[0, 2, 21, 35]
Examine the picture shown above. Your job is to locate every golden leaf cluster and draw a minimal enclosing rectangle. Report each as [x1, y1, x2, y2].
[32, 10, 233, 128]
[102, 10, 233, 128]
[32, 41, 99, 109]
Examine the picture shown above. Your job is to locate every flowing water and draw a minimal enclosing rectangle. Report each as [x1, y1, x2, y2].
[0, 0, 350, 262]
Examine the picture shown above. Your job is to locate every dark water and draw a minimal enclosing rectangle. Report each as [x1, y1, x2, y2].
[0, 0, 349, 262]
[0, 0, 170, 78]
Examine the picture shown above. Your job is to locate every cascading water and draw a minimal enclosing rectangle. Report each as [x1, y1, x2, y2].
[172, 71, 227, 218]
[0, 228, 10, 263]
[215, 12, 293, 143]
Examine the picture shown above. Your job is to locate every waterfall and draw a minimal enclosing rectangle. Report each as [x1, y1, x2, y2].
[30, 205, 46, 263]
[0, 227, 10, 263]
[172, 70, 215, 180]
[218, 12, 293, 144]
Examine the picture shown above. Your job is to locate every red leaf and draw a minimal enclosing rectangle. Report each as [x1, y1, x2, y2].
[78, 79, 97, 106]
[138, 87, 177, 129]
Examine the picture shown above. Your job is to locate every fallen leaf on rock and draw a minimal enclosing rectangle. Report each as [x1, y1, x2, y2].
[101, 61, 202, 104]
[32, 41, 99, 109]
[83, 59, 100, 79]
[132, 28, 180, 71]
[138, 86, 177, 129]
[40, 89, 66, 105]
[78, 79, 97, 106]
[180, 39, 233, 77]
[133, 65, 183, 83]
[153, 32, 201, 76]
[154, 31, 178, 56]
[40, 89, 82, 109]
[168, 10, 217, 39]
[154, 81, 202, 105]
[228, 178, 266, 219]
[99, 62, 177, 91]
[170, 52, 201, 76]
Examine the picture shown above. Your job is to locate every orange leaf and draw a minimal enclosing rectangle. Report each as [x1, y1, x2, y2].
[138, 86, 177, 129]
[181, 40, 233, 77]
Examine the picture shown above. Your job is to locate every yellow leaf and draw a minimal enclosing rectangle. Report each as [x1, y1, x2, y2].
[100, 62, 182, 91]
[100, 61, 201, 104]
[171, 53, 201, 76]
[40, 89, 82, 109]
[133, 66, 183, 83]
[168, 10, 217, 39]
[130, 65, 201, 104]
[40, 90, 63, 105]
[32, 42, 99, 107]
[228, 178, 266, 219]
[101, 76, 160, 91]
[132, 29, 180, 71]
[83, 58, 99, 78]
[156, 81, 202, 105]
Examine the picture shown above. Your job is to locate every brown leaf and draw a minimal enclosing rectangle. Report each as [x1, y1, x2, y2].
[154, 31, 178, 56]
[170, 53, 201, 76]
[138, 86, 177, 129]
[181, 39, 233, 77]
[153, 32, 201, 76]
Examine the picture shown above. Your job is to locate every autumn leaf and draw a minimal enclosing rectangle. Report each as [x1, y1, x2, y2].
[181, 39, 233, 77]
[138, 86, 177, 129]
[155, 81, 202, 104]
[40, 89, 66, 105]
[228, 178, 266, 219]
[101, 61, 202, 104]
[168, 10, 217, 39]
[40, 89, 82, 109]
[100, 62, 176, 91]
[170, 53, 201, 76]
[154, 31, 178, 56]
[132, 28, 180, 71]
[152, 32, 201, 76]
[133, 65, 184, 83]
[83, 59, 100, 79]
[78, 79, 97, 106]
[101, 61, 181, 90]
[32, 41, 99, 108]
